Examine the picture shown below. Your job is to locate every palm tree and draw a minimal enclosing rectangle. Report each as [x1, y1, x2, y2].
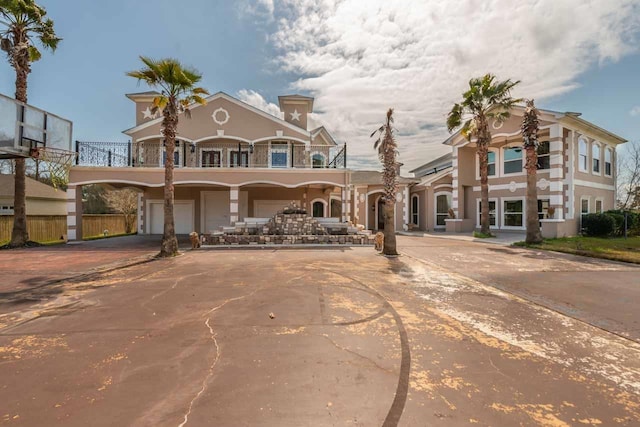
[522, 99, 543, 244]
[127, 57, 208, 257]
[0, 0, 60, 247]
[447, 74, 520, 235]
[371, 108, 399, 256]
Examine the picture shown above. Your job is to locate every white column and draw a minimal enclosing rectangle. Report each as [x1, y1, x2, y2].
[66, 185, 82, 241]
[229, 186, 239, 224]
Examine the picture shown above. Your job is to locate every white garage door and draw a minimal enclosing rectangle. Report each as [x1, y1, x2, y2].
[203, 191, 230, 232]
[149, 201, 194, 234]
[254, 200, 300, 219]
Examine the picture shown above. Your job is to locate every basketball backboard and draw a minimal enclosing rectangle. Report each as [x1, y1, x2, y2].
[0, 93, 72, 159]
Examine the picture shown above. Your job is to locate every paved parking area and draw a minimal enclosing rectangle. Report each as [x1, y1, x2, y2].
[1, 239, 639, 426]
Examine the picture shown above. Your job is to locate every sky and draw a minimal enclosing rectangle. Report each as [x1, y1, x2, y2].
[0, 0, 639, 172]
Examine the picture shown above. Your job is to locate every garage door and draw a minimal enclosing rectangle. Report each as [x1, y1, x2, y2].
[149, 201, 194, 234]
[254, 200, 300, 219]
[203, 191, 230, 232]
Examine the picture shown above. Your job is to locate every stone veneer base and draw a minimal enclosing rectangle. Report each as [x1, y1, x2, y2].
[203, 234, 375, 246]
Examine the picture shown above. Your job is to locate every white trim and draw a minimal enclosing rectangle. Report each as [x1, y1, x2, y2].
[137, 193, 143, 234]
[433, 183, 453, 190]
[310, 198, 328, 217]
[591, 142, 602, 176]
[578, 137, 589, 173]
[580, 196, 590, 230]
[67, 215, 76, 227]
[434, 191, 452, 229]
[226, 148, 250, 167]
[476, 197, 499, 230]
[574, 179, 615, 191]
[403, 186, 410, 229]
[472, 182, 527, 192]
[193, 135, 252, 144]
[252, 135, 310, 146]
[124, 92, 311, 138]
[137, 134, 193, 143]
[501, 196, 526, 230]
[199, 147, 223, 167]
[212, 107, 230, 125]
[146, 199, 195, 234]
[268, 141, 289, 168]
[67, 229, 76, 240]
[410, 194, 419, 227]
[310, 151, 328, 168]
[69, 179, 346, 189]
[501, 145, 525, 177]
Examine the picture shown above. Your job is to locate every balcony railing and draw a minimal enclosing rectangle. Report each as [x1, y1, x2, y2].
[76, 140, 347, 169]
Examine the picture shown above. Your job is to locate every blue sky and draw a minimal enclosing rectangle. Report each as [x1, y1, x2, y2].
[1, 0, 639, 170]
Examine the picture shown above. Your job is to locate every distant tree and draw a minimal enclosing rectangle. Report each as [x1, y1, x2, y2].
[82, 184, 109, 214]
[104, 189, 138, 233]
[521, 99, 543, 244]
[0, 0, 61, 247]
[617, 140, 640, 210]
[447, 74, 520, 235]
[371, 108, 399, 256]
[127, 57, 208, 257]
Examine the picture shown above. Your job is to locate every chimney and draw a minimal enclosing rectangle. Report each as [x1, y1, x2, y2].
[395, 162, 404, 176]
[126, 91, 161, 126]
[278, 94, 314, 130]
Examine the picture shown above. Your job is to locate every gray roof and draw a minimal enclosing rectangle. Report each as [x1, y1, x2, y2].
[0, 175, 66, 200]
[410, 152, 452, 175]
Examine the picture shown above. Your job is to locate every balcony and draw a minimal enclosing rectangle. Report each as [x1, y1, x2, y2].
[76, 140, 347, 169]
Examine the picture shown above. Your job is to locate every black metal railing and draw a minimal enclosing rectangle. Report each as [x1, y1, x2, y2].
[328, 144, 347, 169]
[75, 140, 347, 169]
[76, 141, 131, 167]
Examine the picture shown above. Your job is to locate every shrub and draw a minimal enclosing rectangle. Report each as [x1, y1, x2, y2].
[605, 210, 640, 237]
[582, 213, 615, 237]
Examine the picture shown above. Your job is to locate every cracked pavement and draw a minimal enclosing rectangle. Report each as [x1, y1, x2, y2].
[1, 237, 640, 426]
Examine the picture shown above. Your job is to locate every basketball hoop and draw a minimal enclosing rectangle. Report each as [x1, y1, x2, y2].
[34, 147, 77, 189]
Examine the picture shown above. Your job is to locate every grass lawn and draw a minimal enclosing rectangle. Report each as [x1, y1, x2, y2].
[515, 236, 640, 264]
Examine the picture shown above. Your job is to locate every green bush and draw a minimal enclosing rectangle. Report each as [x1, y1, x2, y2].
[582, 213, 615, 237]
[604, 210, 640, 237]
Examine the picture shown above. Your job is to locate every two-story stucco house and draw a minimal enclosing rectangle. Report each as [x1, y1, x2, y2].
[408, 107, 626, 237]
[66, 91, 414, 240]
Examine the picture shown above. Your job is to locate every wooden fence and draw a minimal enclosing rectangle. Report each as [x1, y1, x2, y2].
[82, 214, 136, 238]
[0, 214, 137, 242]
[0, 215, 67, 243]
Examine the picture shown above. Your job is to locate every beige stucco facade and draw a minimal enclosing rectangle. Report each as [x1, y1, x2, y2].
[67, 91, 410, 240]
[407, 107, 625, 237]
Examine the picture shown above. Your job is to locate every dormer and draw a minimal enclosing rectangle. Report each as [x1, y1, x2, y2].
[278, 94, 314, 130]
[126, 91, 162, 126]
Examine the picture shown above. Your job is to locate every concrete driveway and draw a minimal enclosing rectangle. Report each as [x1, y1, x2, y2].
[0, 241, 639, 426]
[398, 234, 640, 342]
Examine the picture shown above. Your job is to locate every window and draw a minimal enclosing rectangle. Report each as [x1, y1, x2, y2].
[605, 148, 612, 176]
[477, 199, 497, 227]
[578, 138, 588, 172]
[592, 144, 600, 174]
[201, 150, 221, 167]
[435, 193, 451, 227]
[580, 198, 589, 227]
[0, 205, 14, 215]
[503, 199, 524, 228]
[411, 195, 419, 226]
[503, 147, 523, 174]
[270, 142, 288, 168]
[230, 150, 249, 167]
[538, 199, 550, 220]
[595, 199, 603, 214]
[487, 151, 496, 176]
[312, 153, 326, 168]
[537, 141, 550, 170]
[312, 201, 325, 217]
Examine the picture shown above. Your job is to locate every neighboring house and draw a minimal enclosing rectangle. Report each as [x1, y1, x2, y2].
[67, 91, 413, 239]
[0, 174, 66, 215]
[408, 107, 627, 237]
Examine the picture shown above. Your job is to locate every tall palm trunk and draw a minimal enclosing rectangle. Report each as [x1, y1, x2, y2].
[477, 116, 491, 235]
[523, 99, 542, 244]
[10, 57, 30, 247]
[383, 201, 397, 255]
[159, 102, 179, 257]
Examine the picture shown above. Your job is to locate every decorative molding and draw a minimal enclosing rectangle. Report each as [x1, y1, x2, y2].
[212, 107, 230, 125]
[574, 179, 615, 191]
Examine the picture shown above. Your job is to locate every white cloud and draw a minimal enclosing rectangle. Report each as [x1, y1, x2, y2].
[631, 106, 640, 117]
[237, 0, 275, 22]
[236, 89, 283, 118]
[262, 0, 640, 171]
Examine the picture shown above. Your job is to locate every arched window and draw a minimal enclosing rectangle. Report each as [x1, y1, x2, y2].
[411, 195, 419, 226]
[311, 153, 326, 168]
[592, 144, 600, 174]
[312, 201, 325, 217]
[578, 138, 588, 172]
[605, 148, 613, 176]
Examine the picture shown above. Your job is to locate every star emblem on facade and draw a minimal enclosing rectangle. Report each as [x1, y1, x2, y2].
[141, 106, 157, 120]
[290, 109, 301, 121]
